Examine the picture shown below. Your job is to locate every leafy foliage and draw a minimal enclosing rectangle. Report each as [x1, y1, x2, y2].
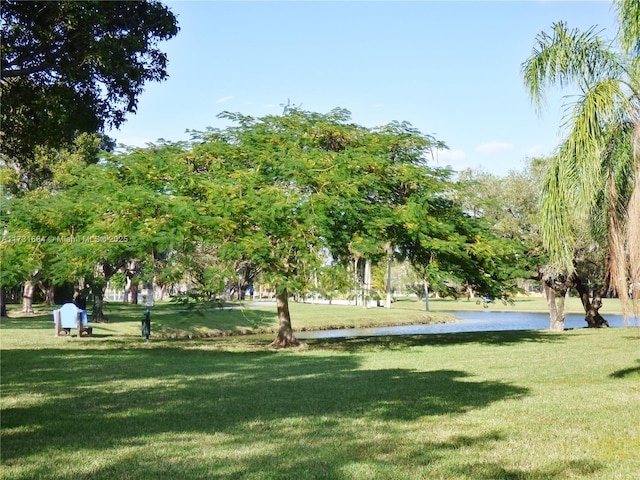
[3, 105, 531, 336]
[0, 0, 178, 170]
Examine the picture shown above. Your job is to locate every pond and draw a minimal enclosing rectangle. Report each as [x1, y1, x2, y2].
[296, 310, 639, 339]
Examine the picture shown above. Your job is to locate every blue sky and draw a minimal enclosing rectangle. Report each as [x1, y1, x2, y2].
[107, 1, 618, 176]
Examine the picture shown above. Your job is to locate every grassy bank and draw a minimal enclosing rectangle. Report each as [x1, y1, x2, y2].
[3, 294, 628, 339]
[3, 300, 464, 339]
[425, 295, 626, 314]
[1, 304, 639, 479]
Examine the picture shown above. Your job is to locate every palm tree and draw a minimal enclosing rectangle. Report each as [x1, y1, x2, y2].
[522, 0, 640, 326]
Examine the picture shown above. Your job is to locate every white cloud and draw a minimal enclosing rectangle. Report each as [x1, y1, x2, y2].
[434, 148, 466, 162]
[475, 141, 513, 154]
[215, 95, 235, 104]
[525, 144, 548, 157]
[432, 148, 468, 169]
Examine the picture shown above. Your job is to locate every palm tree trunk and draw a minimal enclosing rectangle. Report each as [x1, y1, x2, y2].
[627, 163, 640, 321]
[544, 282, 567, 332]
[352, 256, 359, 306]
[363, 258, 371, 309]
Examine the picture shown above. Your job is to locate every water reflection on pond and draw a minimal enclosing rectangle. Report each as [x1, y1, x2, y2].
[296, 311, 638, 339]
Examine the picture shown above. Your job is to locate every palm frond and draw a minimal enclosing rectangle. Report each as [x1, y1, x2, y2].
[539, 154, 578, 273]
[616, 0, 640, 57]
[522, 21, 622, 111]
[562, 79, 633, 211]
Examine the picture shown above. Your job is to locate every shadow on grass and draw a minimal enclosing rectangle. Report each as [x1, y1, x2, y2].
[98, 301, 277, 333]
[0, 304, 277, 336]
[307, 329, 568, 351]
[0, 313, 54, 330]
[2, 345, 527, 466]
[151, 307, 276, 334]
[451, 459, 603, 480]
[2, 338, 613, 479]
[609, 359, 640, 379]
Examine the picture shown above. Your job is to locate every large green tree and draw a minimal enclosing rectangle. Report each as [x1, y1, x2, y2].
[401, 192, 528, 308]
[312, 119, 448, 308]
[1, 141, 198, 320]
[0, 134, 104, 314]
[184, 108, 528, 346]
[522, 0, 640, 325]
[184, 108, 453, 346]
[1, 0, 178, 315]
[0, 0, 179, 186]
[452, 164, 595, 331]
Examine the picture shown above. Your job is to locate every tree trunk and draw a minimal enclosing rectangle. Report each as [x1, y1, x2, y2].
[124, 275, 130, 303]
[0, 287, 7, 317]
[269, 287, 302, 348]
[130, 281, 139, 305]
[571, 273, 609, 328]
[544, 282, 567, 332]
[93, 262, 126, 322]
[352, 257, 359, 306]
[363, 258, 371, 309]
[38, 281, 55, 306]
[313, 271, 318, 305]
[124, 273, 139, 304]
[92, 287, 108, 322]
[91, 276, 111, 322]
[385, 244, 393, 309]
[540, 269, 610, 330]
[124, 261, 139, 304]
[22, 281, 34, 313]
[424, 279, 430, 312]
[157, 283, 167, 301]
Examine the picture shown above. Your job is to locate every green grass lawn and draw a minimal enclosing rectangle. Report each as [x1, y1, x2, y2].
[1, 302, 639, 479]
[22, 299, 462, 339]
[424, 295, 626, 314]
[4, 295, 628, 340]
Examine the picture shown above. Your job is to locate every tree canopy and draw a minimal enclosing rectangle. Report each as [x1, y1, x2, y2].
[183, 107, 454, 345]
[0, 0, 179, 167]
[2, 106, 528, 343]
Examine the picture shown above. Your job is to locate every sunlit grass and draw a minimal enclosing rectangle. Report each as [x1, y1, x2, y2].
[4, 299, 459, 339]
[4, 294, 628, 341]
[1, 303, 639, 479]
[422, 295, 625, 314]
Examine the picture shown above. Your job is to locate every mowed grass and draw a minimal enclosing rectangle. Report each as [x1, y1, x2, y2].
[39, 299, 461, 339]
[1, 302, 639, 479]
[426, 295, 626, 314]
[3, 295, 627, 340]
